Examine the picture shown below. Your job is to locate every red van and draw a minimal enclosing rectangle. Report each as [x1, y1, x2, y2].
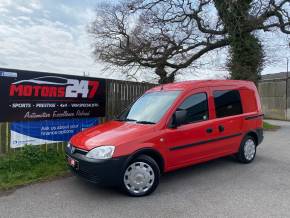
[66, 80, 263, 196]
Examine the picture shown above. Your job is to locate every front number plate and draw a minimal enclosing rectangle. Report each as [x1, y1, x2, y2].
[67, 156, 79, 169]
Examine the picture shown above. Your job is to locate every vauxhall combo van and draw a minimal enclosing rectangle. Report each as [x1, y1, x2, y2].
[66, 80, 264, 196]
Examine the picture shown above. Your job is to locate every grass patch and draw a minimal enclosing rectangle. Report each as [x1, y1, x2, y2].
[0, 145, 69, 191]
[263, 121, 280, 131]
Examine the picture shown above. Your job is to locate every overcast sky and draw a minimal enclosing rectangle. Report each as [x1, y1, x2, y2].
[0, 0, 290, 82]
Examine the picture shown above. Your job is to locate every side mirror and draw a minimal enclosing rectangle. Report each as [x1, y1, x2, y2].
[170, 109, 187, 128]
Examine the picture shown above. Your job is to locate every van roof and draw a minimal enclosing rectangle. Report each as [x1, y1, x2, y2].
[148, 80, 255, 92]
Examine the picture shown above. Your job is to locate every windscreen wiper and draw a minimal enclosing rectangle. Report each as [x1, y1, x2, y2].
[115, 118, 155, 124]
[114, 118, 137, 122]
[136, 120, 156, 124]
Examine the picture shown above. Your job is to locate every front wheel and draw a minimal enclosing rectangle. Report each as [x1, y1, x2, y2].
[236, 136, 257, 163]
[121, 155, 160, 197]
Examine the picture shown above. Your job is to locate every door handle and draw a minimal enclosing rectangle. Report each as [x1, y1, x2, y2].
[218, 125, 225, 132]
[206, 128, 213, 133]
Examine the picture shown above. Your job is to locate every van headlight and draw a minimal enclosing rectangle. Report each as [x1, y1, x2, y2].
[86, 146, 115, 160]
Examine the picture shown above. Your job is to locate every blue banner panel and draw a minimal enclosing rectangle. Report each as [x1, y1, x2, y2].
[10, 118, 99, 148]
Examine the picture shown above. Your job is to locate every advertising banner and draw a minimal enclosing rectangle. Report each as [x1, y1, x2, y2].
[10, 118, 99, 148]
[0, 68, 106, 122]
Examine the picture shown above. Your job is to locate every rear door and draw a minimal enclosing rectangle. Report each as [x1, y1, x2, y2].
[209, 87, 245, 153]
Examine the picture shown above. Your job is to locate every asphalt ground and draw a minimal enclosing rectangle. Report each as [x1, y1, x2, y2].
[1, 120, 290, 218]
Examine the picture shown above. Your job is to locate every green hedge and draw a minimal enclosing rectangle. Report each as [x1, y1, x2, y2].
[0, 145, 69, 190]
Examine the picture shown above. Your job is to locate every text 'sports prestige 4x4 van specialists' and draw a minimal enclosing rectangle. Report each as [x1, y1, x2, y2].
[65, 80, 264, 196]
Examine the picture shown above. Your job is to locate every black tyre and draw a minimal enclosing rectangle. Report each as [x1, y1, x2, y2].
[236, 135, 257, 163]
[121, 155, 160, 197]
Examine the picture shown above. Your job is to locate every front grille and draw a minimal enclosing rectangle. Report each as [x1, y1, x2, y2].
[75, 148, 87, 155]
[69, 143, 88, 155]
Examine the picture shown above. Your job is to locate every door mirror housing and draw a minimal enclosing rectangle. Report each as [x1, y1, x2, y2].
[170, 109, 187, 128]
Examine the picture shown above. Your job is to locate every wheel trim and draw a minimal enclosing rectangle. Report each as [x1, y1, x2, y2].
[244, 139, 256, 161]
[124, 162, 155, 195]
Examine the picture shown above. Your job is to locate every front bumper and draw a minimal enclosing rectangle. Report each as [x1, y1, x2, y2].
[65, 147, 128, 186]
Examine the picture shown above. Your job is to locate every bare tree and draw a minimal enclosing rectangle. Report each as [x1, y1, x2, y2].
[89, 1, 229, 84]
[90, 0, 290, 84]
[134, 0, 290, 82]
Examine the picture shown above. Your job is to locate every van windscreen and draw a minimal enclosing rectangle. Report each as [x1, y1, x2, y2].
[117, 91, 181, 124]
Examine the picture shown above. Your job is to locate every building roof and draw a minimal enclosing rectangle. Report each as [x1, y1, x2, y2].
[261, 72, 289, 80]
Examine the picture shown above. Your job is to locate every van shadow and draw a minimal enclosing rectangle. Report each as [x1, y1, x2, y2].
[71, 156, 245, 198]
[161, 156, 237, 181]
[73, 177, 122, 198]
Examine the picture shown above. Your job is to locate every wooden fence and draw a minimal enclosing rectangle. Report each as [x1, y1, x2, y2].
[258, 78, 290, 120]
[0, 79, 155, 154]
[105, 79, 155, 120]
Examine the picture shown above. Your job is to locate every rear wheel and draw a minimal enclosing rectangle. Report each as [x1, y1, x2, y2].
[236, 136, 257, 163]
[121, 155, 160, 197]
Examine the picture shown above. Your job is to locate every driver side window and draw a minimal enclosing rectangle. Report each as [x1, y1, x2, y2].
[178, 92, 209, 125]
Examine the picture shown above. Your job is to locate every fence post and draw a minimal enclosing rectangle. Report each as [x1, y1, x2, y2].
[286, 75, 290, 120]
[286, 76, 288, 120]
[0, 123, 2, 154]
[6, 122, 9, 153]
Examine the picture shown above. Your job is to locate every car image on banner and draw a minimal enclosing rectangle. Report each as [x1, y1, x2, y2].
[0, 68, 106, 122]
[10, 118, 99, 148]
[12, 76, 73, 86]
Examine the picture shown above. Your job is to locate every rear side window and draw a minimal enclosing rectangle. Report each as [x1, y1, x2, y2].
[178, 93, 208, 124]
[239, 89, 257, 113]
[214, 90, 243, 118]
